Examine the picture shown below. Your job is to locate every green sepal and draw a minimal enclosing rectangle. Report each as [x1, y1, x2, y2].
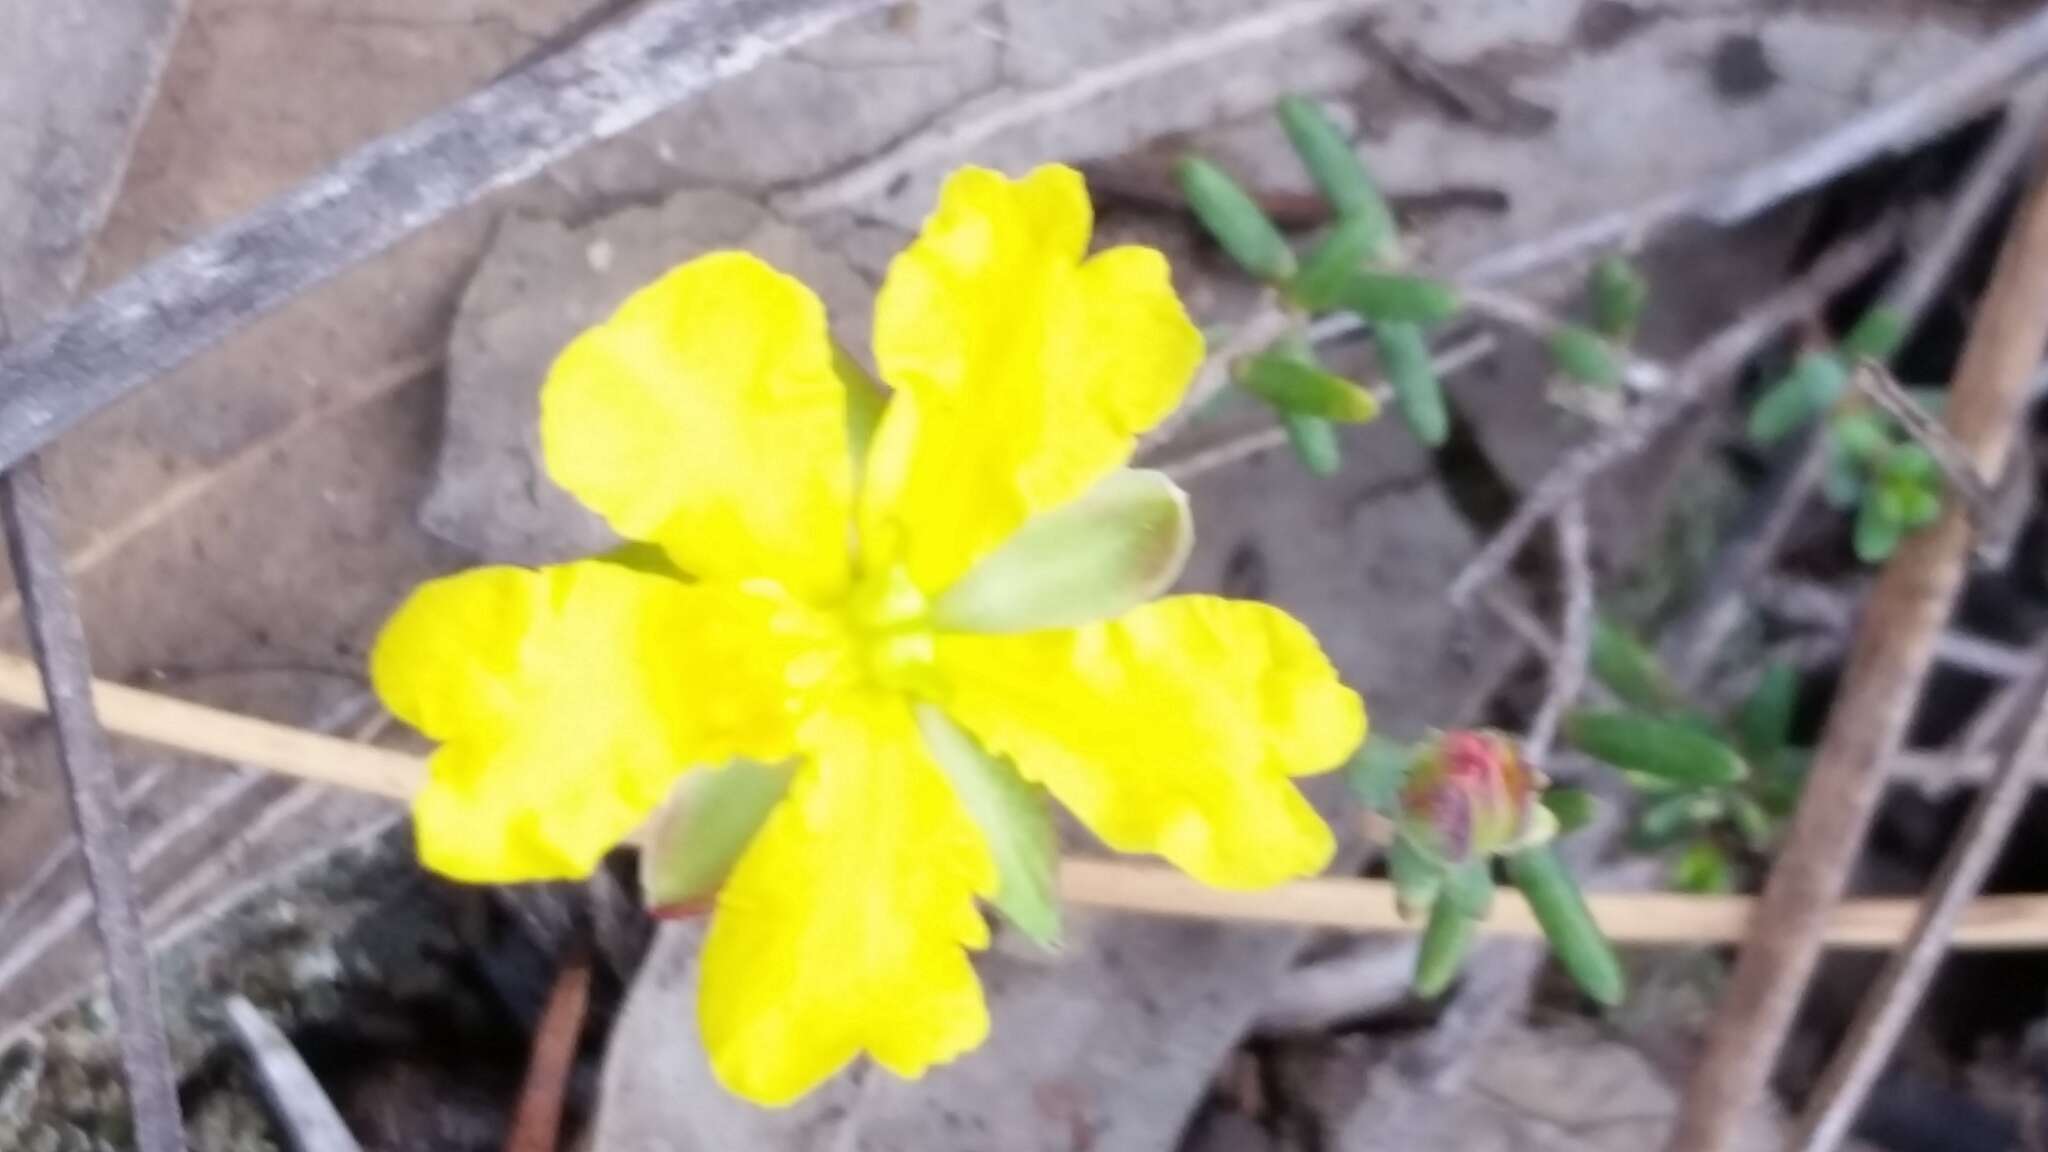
[1589, 617, 1677, 714]
[1589, 255, 1650, 341]
[1236, 352, 1382, 423]
[1671, 839, 1734, 894]
[1840, 305, 1907, 363]
[1550, 325, 1620, 388]
[1541, 787, 1597, 835]
[1735, 661, 1798, 757]
[1563, 709, 1748, 787]
[1176, 156, 1297, 283]
[1346, 735, 1414, 814]
[1376, 322, 1446, 447]
[1327, 271, 1462, 326]
[597, 541, 687, 580]
[931, 469, 1192, 632]
[1506, 845, 1625, 1006]
[1748, 351, 1848, 445]
[1389, 830, 1445, 917]
[1276, 95, 1397, 256]
[835, 342, 887, 475]
[1289, 215, 1382, 308]
[1412, 897, 1476, 999]
[639, 759, 792, 914]
[915, 704, 1062, 947]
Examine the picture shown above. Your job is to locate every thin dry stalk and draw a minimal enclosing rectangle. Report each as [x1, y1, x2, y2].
[1794, 646, 2048, 1152]
[1521, 502, 1592, 764]
[1667, 145, 2048, 1152]
[504, 954, 593, 1152]
[1849, 362, 1997, 521]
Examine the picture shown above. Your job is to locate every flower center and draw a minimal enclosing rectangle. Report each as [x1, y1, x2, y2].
[818, 565, 939, 698]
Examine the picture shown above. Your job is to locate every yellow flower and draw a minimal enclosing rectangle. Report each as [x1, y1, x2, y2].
[371, 165, 1366, 1105]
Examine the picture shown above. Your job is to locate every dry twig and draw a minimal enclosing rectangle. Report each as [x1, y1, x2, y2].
[225, 996, 363, 1152]
[1522, 502, 1592, 764]
[1794, 645, 2048, 1152]
[504, 953, 593, 1152]
[1667, 139, 2048, 1152]
[1448, 223, 1901, 607]
[1849, 362, 1999, 523]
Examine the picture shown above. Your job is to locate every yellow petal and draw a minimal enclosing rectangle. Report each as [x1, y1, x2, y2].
[370, 562, 816, 883]
[937, 596, 1364, 889]
[699, 692, 995, 1105]
[862, 166, 1205, 592]
[542, 251, 852, 597]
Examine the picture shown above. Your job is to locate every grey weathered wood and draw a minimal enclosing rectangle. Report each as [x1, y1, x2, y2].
[0, 0, 885, 474]
[0, 3, 195, 1149]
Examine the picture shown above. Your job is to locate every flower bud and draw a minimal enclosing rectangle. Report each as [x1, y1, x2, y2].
[1398, 729, 1545, 863]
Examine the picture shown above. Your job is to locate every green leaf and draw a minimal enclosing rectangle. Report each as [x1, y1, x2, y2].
[1895, 481, 1943, 529]
[1506, 845, 1626, 1006]
[932, 469, 1192, 632]
[1735, 661, 1798, 757]
[1237, 352, 1382, 423]
[1327, 271, 1462, 326]
[1389, 830, 1445, 916]
[1822, 444, 1866, 509]
[1748, 351, 1848, 445]
[1376, 322, 1447, 446]
[1670, 839, 1733, 894]
[1541, 787, 1596, 835]
[639, 759, 792, 913]
[1282, 411, 1343, 476]
[915, 704, 1061, 946]
[1590, 255, 1650, 341]
[1880, 443, 1938, 486]
[1853, 496, 1904, 563]
[1276, 95, 1397, 256]
[1840, 305, 1907, 363]
[1289, 215, 1382, 308]
[1346, 735, 1413, 814]
[1830, 409, 1893, 461]
[1412, 897, 1475, 999]
[1563, 710, 1748, 787]
[1176, 156, 1297, 283]
[1550, 325, 1620, 388]
[1590, 617, 1677, 713]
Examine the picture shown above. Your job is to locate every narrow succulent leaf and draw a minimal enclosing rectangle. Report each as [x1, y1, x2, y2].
[1541, 787, 1596, 835]
[639, 759, 792, 912]
[1727, 793, 1775, 852]
[1633, 792, 1704, 849]
[1853, 496, 1904, 563]
[1346, 735, 1414, 814]
[1276, 94, 1397, 255]
[1896, 482, 1943, 528]
[1563, 709, 1748, 787]
[1748, 351, 1848, 444]
[1376, 321, 1446, 446]
[1177, 156, 1297, 283]
[1821, 445, 1865, 509]
[1330, 271, 1462, 326]
[1238, 352, 1381, 424]
[1389, 830, 1444, 917]
[1735, 661, 1798, 757]
[1880, 443, 1939, 485]
[1830, 409, 1893, 461]
[1289, 215, 1382, 308]
[1550, 325, 1620, 388]
[1839, 305, 1907, 363]
[1589, 255, 1650, 341]
[915, 704, 1062, 947]
[1589, 617, 1677, 713]
[932, 469, 1193, 632]
[1671, 839, 1734, 894]
[1507, 845, 1625, 1006]
[1412, 897, 1475, 999]
[1281, 412, 1343, 476]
